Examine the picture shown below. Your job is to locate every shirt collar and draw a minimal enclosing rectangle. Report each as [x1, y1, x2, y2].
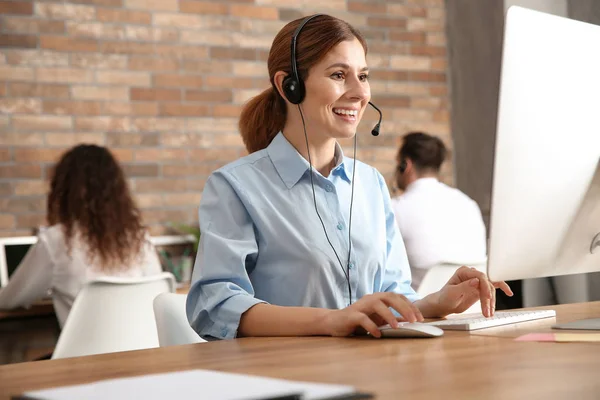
[267, 132, 352, 189]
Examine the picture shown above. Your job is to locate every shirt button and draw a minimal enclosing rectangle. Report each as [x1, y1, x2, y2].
[349, 262, 355, 270]
[326, 185, 333, 192]
[337, 223, 343, 230]
[221, 327, 228, 337]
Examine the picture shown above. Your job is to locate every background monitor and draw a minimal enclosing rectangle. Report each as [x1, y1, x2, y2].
[488, 6, 600, 282]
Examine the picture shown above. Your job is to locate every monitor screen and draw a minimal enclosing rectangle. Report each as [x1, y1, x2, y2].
[5, 244, 32, 278]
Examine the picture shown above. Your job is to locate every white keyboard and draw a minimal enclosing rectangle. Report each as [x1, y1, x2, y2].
[426, 310, 557, 331]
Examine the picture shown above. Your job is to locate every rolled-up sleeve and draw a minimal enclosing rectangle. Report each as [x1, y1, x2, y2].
[186, 171, 266, 340]
[376, 171, 419, 303]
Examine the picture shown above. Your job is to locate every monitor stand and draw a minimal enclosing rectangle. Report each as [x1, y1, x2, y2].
[552, 318, 600, 331]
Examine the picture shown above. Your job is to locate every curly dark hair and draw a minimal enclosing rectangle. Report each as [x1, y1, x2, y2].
[47, 144, 145, 271]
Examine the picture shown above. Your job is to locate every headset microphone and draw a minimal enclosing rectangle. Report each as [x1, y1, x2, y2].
[368, 101, 382, 137]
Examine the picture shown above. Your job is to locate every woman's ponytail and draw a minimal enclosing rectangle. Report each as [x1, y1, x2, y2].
[239, 87, 287, 153]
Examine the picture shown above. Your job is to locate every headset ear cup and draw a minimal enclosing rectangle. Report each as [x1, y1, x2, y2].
[282, 75, 304, 105]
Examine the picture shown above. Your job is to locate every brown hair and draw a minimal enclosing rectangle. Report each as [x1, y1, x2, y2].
[47, 144, 145, 271]
[397, 131, 447, 181]
[239, 14, 368, 153]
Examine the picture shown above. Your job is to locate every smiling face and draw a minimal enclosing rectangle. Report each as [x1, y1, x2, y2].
[300, 38, 371, 140]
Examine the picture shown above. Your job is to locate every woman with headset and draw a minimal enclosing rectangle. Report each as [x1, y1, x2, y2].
[186, 14, 512, 340]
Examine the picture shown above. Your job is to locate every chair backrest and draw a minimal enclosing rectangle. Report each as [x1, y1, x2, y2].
[418, 263, 487, 314]
[52, 272, 175, 359]
[153, 293, 205, 347]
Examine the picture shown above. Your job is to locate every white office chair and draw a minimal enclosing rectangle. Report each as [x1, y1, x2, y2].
[417, 262, 487, 315]
[153, 293, 205, 347]
[52, 272, 175, 359]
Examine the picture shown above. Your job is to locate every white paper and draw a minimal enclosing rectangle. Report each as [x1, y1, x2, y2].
[21, 369, 357, 400]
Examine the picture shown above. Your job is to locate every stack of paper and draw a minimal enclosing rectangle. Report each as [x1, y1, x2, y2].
[14, 369, 371, 400]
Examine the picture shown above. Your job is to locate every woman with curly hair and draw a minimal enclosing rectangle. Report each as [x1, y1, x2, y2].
[0, 144, 162, 327]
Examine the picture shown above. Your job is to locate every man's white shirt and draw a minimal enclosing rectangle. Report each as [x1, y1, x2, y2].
[390, 178, 487, 290]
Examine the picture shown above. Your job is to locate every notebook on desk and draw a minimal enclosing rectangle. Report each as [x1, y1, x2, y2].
[12, 369, 373, 400]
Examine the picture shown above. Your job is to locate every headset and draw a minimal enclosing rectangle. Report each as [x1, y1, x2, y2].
[282, 14, 383, 305]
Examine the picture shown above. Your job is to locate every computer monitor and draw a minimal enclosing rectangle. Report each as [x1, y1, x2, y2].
[0, 236, 37, 287]
[487, 7, 600, 284]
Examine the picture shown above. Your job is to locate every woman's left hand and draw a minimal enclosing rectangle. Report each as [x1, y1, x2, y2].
[435, 266, 513, 317]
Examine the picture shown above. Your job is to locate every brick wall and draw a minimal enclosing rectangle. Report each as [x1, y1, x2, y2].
[0, 0, 449, 237]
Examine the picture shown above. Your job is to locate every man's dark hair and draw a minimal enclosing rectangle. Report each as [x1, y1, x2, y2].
[398, 131, 447, 173]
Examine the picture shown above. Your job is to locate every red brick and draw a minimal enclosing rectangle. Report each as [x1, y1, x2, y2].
[16, 214, 46, 229]
[1, 17, 65, 34]
[376, 96, 410, 108]
[100, 41, 154, 55]
[0, 133, 44, 146]
[97, 8, 151, 24]
[0, 34, 37, 48]
[4, 49, 68, 67]
[131, 88, 181, 101]
[35, 2, 95, 20]
[13, 115, 72, 131]
[43, 100, 104, 116]
[0, 65, 34, 81]
[104, 102, 159, 116]
[367, 17, 407, 29]
[204, 76, 255, 89]
[128, 56, 179, 72]
[0, 182, 11, 197]
[0, 164, 42, 178]
[96, 71, 151, 87]
[70, 53, 128, 69]
[409, 71, 446, 82]
[14, 148, 64, 163]
[348, 1, 386, 13]
[141, 209, 194, 224]
[71, 86, 129, 101]
[212, 105, 242, 118]
[185, 90, 232, 103]
[187, 118, 237, 133]
[66, 21, 123, 40]
[125, 0, 178, 11]
[153, 44, 208, 59]
[74, 117, 130, 132]
[153, 74, 203, 88]
[431, 57, 446, 71]
[0, 148, 10, 162]
[36, 67, 93, 84]
[134, 193, 164, 208]
[107, 132, 158, 146]
[134, 148, 187, 162]
[71, 0, 123, 6]
[0, 98, 42, 114]
[160, 133, 210, 147]
[390, 31, 426, 44]
[131, 118, 186, 132]
[135, 178, 188, 193]
[211, 133, 244, 147]
[179, 1, 228, 14]
[387, 4, 427, 17]
[230, 4, 278, 20]
[12, 180, 48, 196]
[209, 47, 256, 61]
[45, 133, 106, 146]
[163, 193, 202, 207]
[410, 45, 446, 57]
[122, 163, 159, 177]
[9, 82, 70, 98]
[110, 148, 134, 162]
[371, 69, 408, 81]
[162, 164, 209, 177]
[0, 214, 16, 230]
[159, 104, 210, 117]
[188, 148, 243, 162]
[0, 1, 33, 15]
[180, 60, 232, 74]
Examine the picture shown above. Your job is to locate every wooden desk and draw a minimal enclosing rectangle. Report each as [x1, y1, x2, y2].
[1, 302, 599, 400]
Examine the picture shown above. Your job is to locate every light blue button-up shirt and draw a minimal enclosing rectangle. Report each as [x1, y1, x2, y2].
[187, 132, 417, 340]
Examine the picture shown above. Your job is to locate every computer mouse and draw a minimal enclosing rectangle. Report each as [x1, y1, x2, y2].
[378, 322, 444, 338]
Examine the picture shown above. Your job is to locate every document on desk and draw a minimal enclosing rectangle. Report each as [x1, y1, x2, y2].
[13, 369, 372, 400]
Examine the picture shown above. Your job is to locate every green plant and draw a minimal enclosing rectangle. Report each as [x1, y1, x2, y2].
[170, 223, 201, 253]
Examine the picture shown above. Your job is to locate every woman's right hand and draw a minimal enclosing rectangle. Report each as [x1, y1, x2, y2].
[322, 293, 424, 338]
